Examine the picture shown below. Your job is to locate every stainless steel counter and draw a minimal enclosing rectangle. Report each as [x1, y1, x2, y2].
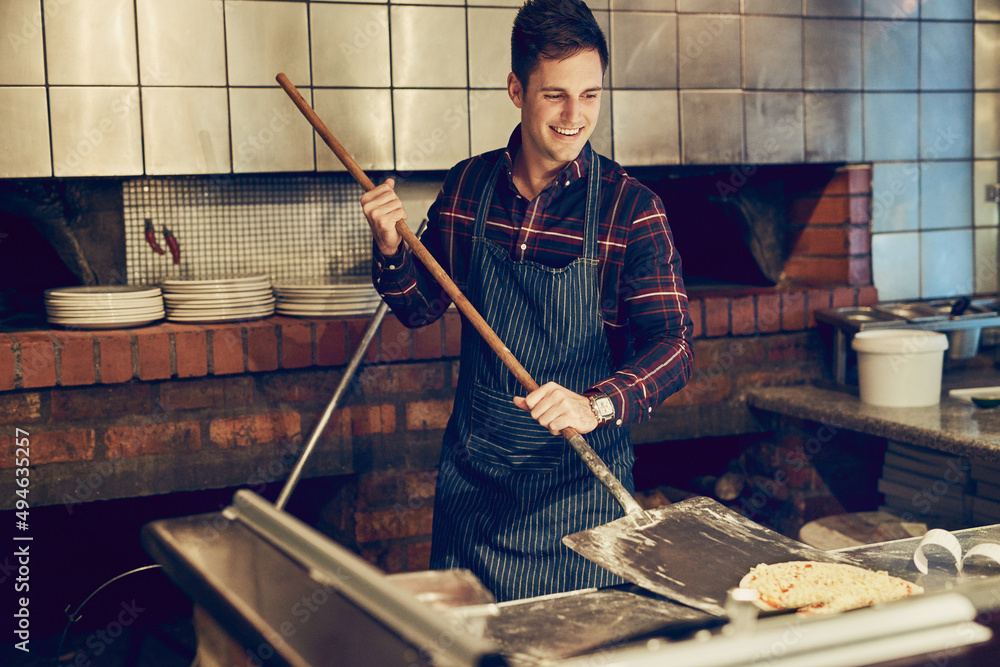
[143, 491, 1000, 667]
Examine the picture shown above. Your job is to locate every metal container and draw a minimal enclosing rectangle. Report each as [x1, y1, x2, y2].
[947, 327, 982, 360]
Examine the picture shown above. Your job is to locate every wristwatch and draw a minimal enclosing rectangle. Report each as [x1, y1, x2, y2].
[588, 393, 616, 426]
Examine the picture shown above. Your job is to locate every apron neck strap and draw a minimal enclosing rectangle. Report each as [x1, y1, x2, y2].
[472, 146, 602, 261]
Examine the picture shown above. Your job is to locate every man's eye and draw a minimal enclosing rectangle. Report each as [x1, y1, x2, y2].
[545, 95, 563, 100]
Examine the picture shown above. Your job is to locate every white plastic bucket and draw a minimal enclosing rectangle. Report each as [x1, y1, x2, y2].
[851, 330, 949, 407]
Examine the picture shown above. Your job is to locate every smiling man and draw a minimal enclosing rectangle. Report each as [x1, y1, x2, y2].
[361, 0, 693, 602]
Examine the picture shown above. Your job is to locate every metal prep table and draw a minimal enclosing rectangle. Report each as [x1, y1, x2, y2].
[142, 490, 1000, 667]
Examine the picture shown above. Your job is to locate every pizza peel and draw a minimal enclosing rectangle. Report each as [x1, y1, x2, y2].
[275, 73, 846, 617]
[561, 495, 852, 616]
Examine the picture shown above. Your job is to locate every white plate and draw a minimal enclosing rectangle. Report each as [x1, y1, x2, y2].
[166, 307, 275, 323]
[948, 387, 1000, 402]
[45, 299, 164, 309]
[161, 275, 270, 288]
[276, 310, 377, 319]
[274, 299, 380, 312]
[48, 312, 165, 325]
[46, 307, 167, 318]
[277, 304, 378, 315]
[273, 277, 370, 289]
[274, 287, 378, 299]
[164, 294, 275, 306]
[278, 296, 382, 307]
[48, 318, 164, 330]
[162, 285, 273, 296]
[45, 285, 162, 299]
[167, 301, 276, 313]
[45, 297, 163, 308]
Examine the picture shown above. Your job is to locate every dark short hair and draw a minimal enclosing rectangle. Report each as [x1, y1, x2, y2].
[511, 0, 608, 89]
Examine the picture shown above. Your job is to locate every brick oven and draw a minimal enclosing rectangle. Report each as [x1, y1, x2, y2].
[0, 164, 873, 511]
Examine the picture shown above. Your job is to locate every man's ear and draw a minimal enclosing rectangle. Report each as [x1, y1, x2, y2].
[507, 72, 524, 109]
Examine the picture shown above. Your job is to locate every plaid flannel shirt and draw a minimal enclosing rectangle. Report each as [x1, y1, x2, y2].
[373, 127, 693, 425]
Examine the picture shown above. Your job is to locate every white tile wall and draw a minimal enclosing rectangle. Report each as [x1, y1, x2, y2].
[311, 3, 391, 88]
[389, 6, 467, 88]
[680, 91, 744, 164]
[871, 163, 920, 234]
[1, 0, 45, 85]
[392, 89, 470, 172]
[863, 93, 919, 162]
[613, 91, 679, 166]
[137, 0, 226, 86]
[141, 88, 231, 175]
[745, 92, 804, 164]
[0, 87, 50, 178]
[610, 11, 677, 89]
[313, 88, 395, 172]
[49, 87, 143, 177]
[921, 229, 974, 298]
[872, 232, 921, 302]
[44, 0, 138, 86]
[468, 8, 519, 89]
[225, 1, 310, 87]
[229, 88, 315, 174]
[470, 90, 522, 157]
[919, 162, 973, 230]
[677, 14, 741, 89]
[974, 161, 1000, 228]
[0, 0, 996, 302]
[975, 228, 999, 294]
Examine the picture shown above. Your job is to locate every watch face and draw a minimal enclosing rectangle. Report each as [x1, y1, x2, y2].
[595, 396, 615, 419]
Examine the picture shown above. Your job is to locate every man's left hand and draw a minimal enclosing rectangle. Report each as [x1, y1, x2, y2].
[513, 382, 599, 435]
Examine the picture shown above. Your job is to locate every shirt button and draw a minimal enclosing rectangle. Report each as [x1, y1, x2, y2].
[388, 264, 395, 270]
[648, 407, 653, 413]
[520, 243, 526, 250]
[615, 419, 623, 427]
[564, 180, 570, 187]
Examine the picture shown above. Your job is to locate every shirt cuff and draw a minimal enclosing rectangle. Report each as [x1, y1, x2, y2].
[373, 240, 407, 273]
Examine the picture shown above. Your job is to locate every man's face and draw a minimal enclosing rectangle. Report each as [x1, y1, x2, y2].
[508, 48, 604, 172]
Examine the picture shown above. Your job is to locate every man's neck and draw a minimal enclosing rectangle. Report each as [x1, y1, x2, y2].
[511, 147, 569, 201]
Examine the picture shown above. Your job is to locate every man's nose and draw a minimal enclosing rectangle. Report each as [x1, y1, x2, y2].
[562, 98, 581, 121]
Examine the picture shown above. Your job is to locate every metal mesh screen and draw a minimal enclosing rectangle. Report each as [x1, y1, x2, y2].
[122, 174, 370, 285]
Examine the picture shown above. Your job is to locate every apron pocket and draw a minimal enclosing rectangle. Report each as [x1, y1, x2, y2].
[467, 383, 565, 472]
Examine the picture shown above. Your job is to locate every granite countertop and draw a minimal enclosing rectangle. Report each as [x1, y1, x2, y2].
[746, 371, 1000, 463]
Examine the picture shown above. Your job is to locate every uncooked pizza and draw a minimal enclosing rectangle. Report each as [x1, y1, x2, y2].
[739, 561, 923, 614]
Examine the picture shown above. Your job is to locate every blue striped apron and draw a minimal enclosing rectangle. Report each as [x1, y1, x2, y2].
[429, 149, 634, 602]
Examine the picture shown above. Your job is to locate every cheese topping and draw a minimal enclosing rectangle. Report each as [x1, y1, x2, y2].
[739, 561, 923, 614]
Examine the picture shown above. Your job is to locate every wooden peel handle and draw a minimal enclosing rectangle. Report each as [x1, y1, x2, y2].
[275, 73, 645, 518]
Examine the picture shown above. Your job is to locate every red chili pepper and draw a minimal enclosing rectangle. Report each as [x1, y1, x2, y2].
[163, 227, 180, 265]
[144, 219, 165, 255]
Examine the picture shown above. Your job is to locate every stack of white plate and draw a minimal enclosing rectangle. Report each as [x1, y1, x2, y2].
[162, 275, 275, 323]
[45, 286, 165, 329]
[273, 278, 382, 318]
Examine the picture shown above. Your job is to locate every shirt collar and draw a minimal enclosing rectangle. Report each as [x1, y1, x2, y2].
[502, 124, 591, 194]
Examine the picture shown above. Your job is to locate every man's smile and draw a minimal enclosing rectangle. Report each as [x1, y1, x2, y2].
[551, 126, 582, 136]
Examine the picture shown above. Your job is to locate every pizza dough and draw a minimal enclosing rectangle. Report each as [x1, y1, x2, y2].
[739, 561, 923, 614]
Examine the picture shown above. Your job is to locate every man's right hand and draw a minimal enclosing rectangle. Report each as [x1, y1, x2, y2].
[361, 178, 407, 257]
